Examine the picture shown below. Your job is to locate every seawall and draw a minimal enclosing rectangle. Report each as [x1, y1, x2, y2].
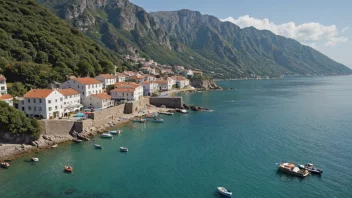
[150, 97, 183, 108]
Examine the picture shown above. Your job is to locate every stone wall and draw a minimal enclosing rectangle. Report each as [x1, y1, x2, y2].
[149, 97, 183, 108]
[124, 97, 150, 114]
[39, 120, 76, 135]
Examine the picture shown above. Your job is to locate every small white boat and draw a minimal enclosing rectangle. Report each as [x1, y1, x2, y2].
[101, 133, 113, 138]
[51, 144, 58, 148]
[159, 112, 174, 115]
[31, 157, 39, 162]
[117, 130, 122, 134]
[217, 187, 232, 197]
[180, 109, 188, 114]
[120, 147, 128, 152]
[108, 130, 118, 135]
[95, 144, 103, 149]
[72, 139, 82, 143]
[1, 162, 10, 168]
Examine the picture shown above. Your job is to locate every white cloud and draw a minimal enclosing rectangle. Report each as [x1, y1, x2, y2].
[341, 27, 349, 33]
[221, 15, 348, 47]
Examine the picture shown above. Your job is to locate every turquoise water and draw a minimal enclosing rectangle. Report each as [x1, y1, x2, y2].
[1, 76, 352, 197]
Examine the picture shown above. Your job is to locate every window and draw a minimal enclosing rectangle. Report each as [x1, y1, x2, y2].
[78, 85, 80, 88]
[22, 107, 24, 111]
[60, 98, 63, 101]
[39, 107, 42, 111]
[83, 92, 85, 95]
[65, 96, 68, 99]
[28, 106, 31, 110]
[48, 107, 52, 111]
[48, 100, 51, 104]
[55, 99, 57, 102]
[39, 99, 42, 103]
[55, 106, 58, 110]
[0, 87, 4, 90]
[64, 102, 66, 105]
[28, 99, 30, 103]
[33, 99, 36, 103]
[70, 95, 72, 98]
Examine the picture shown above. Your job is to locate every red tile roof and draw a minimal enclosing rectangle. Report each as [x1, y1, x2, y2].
[0, 94, 13, 100]
[58, 88, 79, 96]
[74, 78, 102, 85]
[91, 93, 111, 100]
[24, 89, 54, 98]
[111, 88, 135, 93]
[0, 75, 6, 81]
[153, 80, 168, 84]
[114, 82, 141, 89]
[98, 74, 115, 79]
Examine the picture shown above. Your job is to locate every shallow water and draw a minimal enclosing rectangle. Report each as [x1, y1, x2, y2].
[1, 76, 352, 197]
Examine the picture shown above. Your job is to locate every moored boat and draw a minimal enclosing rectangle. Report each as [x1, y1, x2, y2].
[72, 139, 82, 143]
[51, 144, 58, 148]
[0, 162, 10, 168]
[145, 113, 158, 119]
[101, 133, 113, 138]
[120, 147, 128, 152]
[151, 118, 164, 123]
[108, 130, 118, 135]
[31, 157, 39, 162]
[180, 109, 188, 114]
[159, 112, 173, 115]
[64, 166, 73, 173]
[277, 162, 310, 177]
[94, 144, 103, 149]
[133, 118, 147, 123]
[298, 163, 323, 174]
[217, 187, 232, 197]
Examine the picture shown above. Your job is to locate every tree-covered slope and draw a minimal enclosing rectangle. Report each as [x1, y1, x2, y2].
[151, 9, 352, 78]
[0, 0, 121, 87]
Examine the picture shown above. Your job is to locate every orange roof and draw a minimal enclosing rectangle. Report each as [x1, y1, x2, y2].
[91, 93, 111, 100]
[0, 94, 13, 100]
[153, 80, 168, 84]
[171, 76, 187, 81]
[114, 82, 141, 89]
[24, 89, 54, 98]
[58, 88, 79, 96]
[74, 78, 102, 85]
[116, 73, 127, 77]
[0, 75, 6, 81]
[111, 88, 135, 93]
[98, 74, 115, 79]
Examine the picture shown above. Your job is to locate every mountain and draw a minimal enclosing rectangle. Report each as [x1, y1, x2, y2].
[151, 9, 352, 78]
[0, 0, 122, 87]
[36, 0, 352, 78]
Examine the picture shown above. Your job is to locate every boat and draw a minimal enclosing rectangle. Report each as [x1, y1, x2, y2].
[51, 144, 58, 148]
[151, 118, 164, 123]
[298, 163, 323, 174]
[159, 112, 173, 115]
[101, 133, 113, 138]
[133, 118, 147, 123]
[72, 139, 82, 143]
[108, 130, 118, 135]
[120, 147, 128, 152]
[117, 130, 122, 134]
[217, 187, 232, 197]
[0, 162, 10, 168]
[180, 109, 188, 114]
[277, 163, 310, 177]
[95, 144, 103, 149]
[145, 113, 157, 119]
[31, 157, 39, 162]
[64, 166, 73, 173]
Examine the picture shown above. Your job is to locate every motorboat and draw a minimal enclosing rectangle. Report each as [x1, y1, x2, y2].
[298, 163, 323, 174]
[72, 139, 82, 143]
[120, 147, 128, 152]
[217, 187, 232, 197]
[0, 162, 10, 168]
[64, 166, 73, 173]
[51, 144, 58, 148]
[101, 133, 113, 138]
[151, 118, 164, 123]
[159, 112, 173, 115]
[108, 130, 118, 135]
[95, 144, 103, 149]
[31, 157, 39, 162]
[277, 162, 310, 177]
[180, 109, 188, 114]
[133, 118, 147, 123]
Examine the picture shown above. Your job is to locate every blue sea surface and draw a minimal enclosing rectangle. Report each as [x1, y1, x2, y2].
[1, 76, 352, 197]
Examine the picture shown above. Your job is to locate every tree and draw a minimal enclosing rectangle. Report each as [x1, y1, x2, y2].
[8, 82, 27, 97]
[0, 101, 41, 140]
[77, 60, 95, 77]
[100, 60, 114, 74]
[106, 85, 115, 93]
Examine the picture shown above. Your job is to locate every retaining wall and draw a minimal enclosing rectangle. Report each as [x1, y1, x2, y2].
[124, 97, 150, 114]
[39, 120, 76, 135]
[149, 97, 183, 108]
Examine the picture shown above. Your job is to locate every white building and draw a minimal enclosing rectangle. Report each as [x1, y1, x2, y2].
[167, 77, 176, 86]
[18, 89, 64, 119]
[142, 82, 159, 96]
[58, 88, 83, 115]
[185, 69, 194, 78]
[61, 77, 103, 101]
[111, 82, 143, 101]
[153, 80, 172, 91]
[82, 93, 113, 109]
[0, 94, 13, 106]
[0, 75, 7, 95]
[95, 74, 116, 89]
[143, 74, 156, 82]
[116, 73, 126, 82]
[171, 76, 190, 89]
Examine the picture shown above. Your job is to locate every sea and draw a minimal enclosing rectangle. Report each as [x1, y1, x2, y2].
[1, 76, 352, 198]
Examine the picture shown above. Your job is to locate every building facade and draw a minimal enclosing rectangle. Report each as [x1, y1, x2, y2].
[0, 94, 13, 106]
[82, 93, 113, 109]
[58, 88, 82, 115]
[112, 82, 143, 101]
[153, 80, 172, 91]
[95, 74, 116, 88]
[142, 82, 159, 96]
[61, 78, 103, 101]
[0, 75, 7, 95]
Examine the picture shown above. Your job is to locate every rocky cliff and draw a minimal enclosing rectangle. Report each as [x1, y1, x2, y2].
[190, 78, 222, 90]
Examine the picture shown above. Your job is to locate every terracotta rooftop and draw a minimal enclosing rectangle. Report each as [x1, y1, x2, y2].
[111, 88, 135, 93]
[153, 80, 168, 84]
[24, 89, 54, 99]
[0, 75, 6, 81]
[115, 82, 141, 89]
[58, 88, 79, 96]
[171, 76, 187, 81]
[91, 93, 111, 100]
[0, 94, 13, 100]
[98, 74, 115, 79]
[116, 73, 127, 77]
[74, 78, 102, 85]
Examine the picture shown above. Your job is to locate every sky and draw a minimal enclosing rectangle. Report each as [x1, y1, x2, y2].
[131, 0, 352, 68]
